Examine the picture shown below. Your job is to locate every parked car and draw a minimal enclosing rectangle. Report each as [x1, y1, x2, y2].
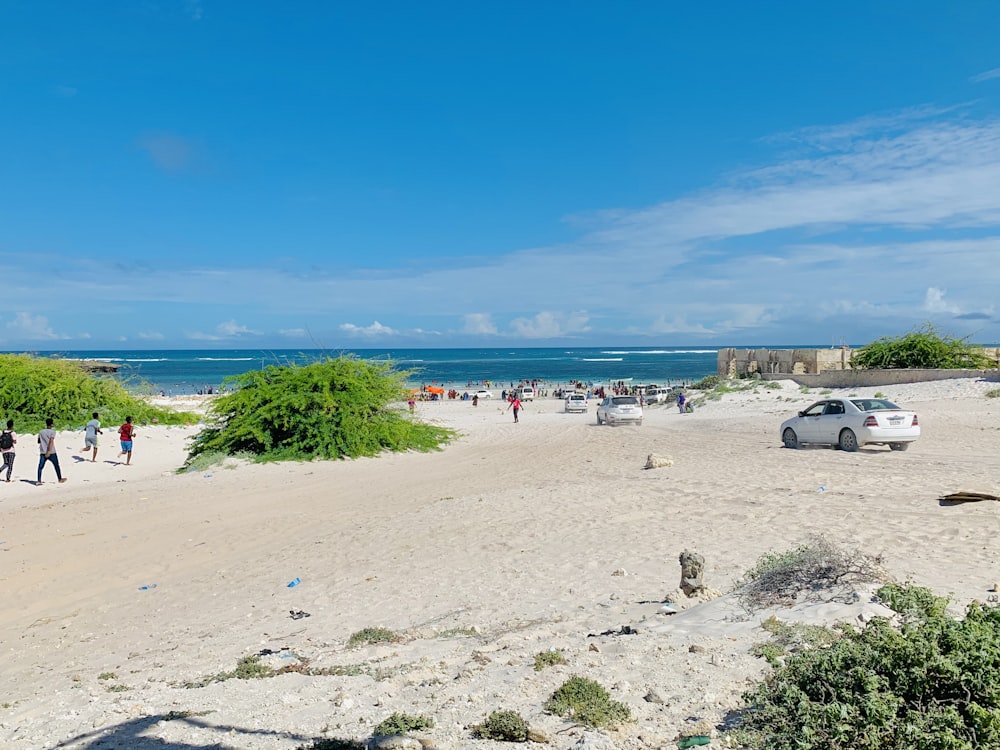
[473, 390, 493, 400]
[517, 387, 535, 401]
[564, 393, 588, 413]
[596, 395, 643, 426]
[646, 387, 674, 404]
[779, 397, 919, 452]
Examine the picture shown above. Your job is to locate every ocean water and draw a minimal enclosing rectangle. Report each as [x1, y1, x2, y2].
[28, 347, 725, 396]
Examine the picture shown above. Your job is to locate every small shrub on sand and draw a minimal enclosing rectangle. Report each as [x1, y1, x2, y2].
[186, 356, 454, 465]
[544, 676, 631, 728]
[347, 627, 399, 648]
[471, 710, 530, 741]
[733, 585, 1000, 750]
[986, 388, 1000, 399]
[691, 375, 720, 390]
[371, 712, 433, 736]
[737, 538, 886, 610]
[534, 648, 568, 671]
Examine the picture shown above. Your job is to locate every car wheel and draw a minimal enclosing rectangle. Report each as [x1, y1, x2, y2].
[889, 442, 910, 451]
[782, 428, 799, 449]
[839, 429, 859, 452]
[637, 419, 643, 426]
[596, 413, 603, 425]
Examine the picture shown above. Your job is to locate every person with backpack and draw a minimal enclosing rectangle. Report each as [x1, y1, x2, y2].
[79, 412, 103, 462]
[36, 417, 67, 486]
[1, 419, 15, 482]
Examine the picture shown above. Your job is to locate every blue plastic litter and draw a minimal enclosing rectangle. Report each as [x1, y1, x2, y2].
[287, 577, 301, 588]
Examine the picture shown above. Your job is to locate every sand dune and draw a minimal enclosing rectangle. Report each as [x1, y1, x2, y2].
[2, 377, 1000, 749]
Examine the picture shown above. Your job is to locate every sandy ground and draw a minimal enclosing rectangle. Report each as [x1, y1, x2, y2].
[2, 379, 1000, 749]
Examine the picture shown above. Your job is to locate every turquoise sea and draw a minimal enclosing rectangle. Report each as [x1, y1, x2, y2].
[22, 347, 730, 396]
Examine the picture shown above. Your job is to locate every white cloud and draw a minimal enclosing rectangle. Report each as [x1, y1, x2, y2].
[279, 328, 308, 338]
[137, 331, 165, 340]
[339, 321, 397, 337]
[971, 68, 1000, 83]
[216, 320, 259, 336]
[5, 313, 67, 340]
[463, 313, 498, 335]
[509, 311, 590, 338]
[924, 287, 962, 314]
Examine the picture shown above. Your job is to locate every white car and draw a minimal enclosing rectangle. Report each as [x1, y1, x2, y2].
[780, 397, 919, 452]
[596, 395, 643, 426]
[473, 390, 493, 400]
[565, 393, 588, 413]
[517, 387, 535, 401]
[646, 387, 674, 404]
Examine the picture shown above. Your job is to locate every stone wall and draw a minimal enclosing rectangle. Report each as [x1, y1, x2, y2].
[717, 347, 1000, 387]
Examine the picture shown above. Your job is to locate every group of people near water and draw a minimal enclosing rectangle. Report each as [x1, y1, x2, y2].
[0, 412, 138, 486]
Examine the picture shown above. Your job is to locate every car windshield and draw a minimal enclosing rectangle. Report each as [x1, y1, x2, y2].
[611, 396, 638, 405]
[850, 398, 901, 411]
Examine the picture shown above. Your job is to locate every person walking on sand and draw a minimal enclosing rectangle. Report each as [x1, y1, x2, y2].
[507, 395, 522, 423]
[1, 419, 16, 482]
[118, 416, 135, 465]
[36, 418, 67, 486]
[79, 412, 103, 462]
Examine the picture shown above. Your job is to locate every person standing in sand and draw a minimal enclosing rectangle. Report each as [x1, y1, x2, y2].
[36, 418, 67, 486]
[1, 419, 16, 482]
[79, 412, 103, 462]
[118, 416, 135, 465]
[507, 396, 522, 423]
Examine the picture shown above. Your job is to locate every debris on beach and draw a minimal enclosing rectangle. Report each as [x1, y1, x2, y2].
[644, 452, 673, 469]
[939, 490, 1000, 503]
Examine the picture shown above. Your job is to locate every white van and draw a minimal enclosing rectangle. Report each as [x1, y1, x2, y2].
[517, 387, 535, 401]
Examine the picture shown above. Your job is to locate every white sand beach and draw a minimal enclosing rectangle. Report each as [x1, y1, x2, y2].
[3, 378, 1000, 749]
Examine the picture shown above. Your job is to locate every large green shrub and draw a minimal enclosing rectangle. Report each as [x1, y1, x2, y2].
[185, 356, 454, 464]
[851, 324, 994, 369]
[733, 585, 1000, 749]
[0, 354, 195, 432]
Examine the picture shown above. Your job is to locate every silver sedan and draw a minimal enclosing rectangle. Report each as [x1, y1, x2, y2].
[780, 397, 919, 452]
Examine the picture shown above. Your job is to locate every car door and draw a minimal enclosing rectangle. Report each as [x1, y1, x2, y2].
[796, 401, 827, 442]
[816, 400, 847, 443]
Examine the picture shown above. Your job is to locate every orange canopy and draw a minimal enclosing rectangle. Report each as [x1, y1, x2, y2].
[424, 386, 445, 395]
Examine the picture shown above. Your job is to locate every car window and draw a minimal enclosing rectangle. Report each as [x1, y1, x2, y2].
[824, 401, 845, 415]
[802, 402, 826, 417]
[611, 396, 638, 406]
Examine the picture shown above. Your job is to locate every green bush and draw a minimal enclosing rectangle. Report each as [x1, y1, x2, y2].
[732, 586, 1000, 749]
[471, 710, 530, 741]
[852, 324, 994, 370]
[544, 676, 631, 728]
[347, 627, 398, 648]
[185, 356, 454, 464]
[987, 389, 1000, 399]
[691, 375, 721, 390]
[0, 354, 196, 432]
[534, 648, 568, 671]
[371, 712, 433, 737]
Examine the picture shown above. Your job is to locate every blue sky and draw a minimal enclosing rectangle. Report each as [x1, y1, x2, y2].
[3, 2, 1000, 350]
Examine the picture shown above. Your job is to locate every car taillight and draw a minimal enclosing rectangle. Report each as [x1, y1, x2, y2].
[863, 416, 878, 427]
[911, 415, 919, 426]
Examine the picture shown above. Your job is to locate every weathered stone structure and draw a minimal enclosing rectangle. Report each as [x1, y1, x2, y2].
[717, 347, 1000, 388]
